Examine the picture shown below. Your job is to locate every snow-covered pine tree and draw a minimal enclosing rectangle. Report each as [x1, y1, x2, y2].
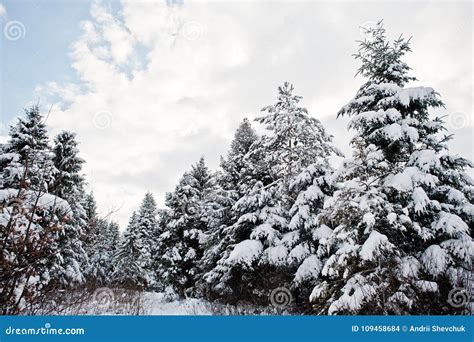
[311, 22, 473, 314]
[1, 105, 55, 190]
[209, 118, 259, 258]
[287, 160, 340, 306]
[135, 192, 160, 289]
[80, 191, 104, 284]
[103, 220, 121, 282]
[82, 192, 99, 259]
[113, 212, 150, 290]
[106, 221, 120, 255]
[0, 106, 71, 313]
[157, 157, 218, 298]
[220, 118, 259, 193]
[0, 186, 71, 314]
[113, 193, 159, 290]
[51, 131, 85, 201]
[255, 82, 340, 180]
[200, 119, 259, 299]
[49, 131, 89, 288]
[206, 83, 341, 305]
[88, 219, 120, 285]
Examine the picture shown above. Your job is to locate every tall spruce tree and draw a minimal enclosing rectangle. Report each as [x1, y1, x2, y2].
[82, 192, 99, 253]
[219, 118, 259, 193]
[157, 157, 218, 297]
[114, 193, 159, 289]
[135, 192, 159, 289]
[81, 191, 101, 282]
[1, 106, 54, 190]
[88, 219, 120, 285]
[286, 159, 339, 305]
[113, 212, 150, 289]
[200, 119, 259, 298]
[49, 131, 88, 288]
[106, 221, 121, 254]
[311, 22, 473, 314]
[205, 83, 341, 305]
[0, 106, 70, 313]
[255, 82, 340, 180]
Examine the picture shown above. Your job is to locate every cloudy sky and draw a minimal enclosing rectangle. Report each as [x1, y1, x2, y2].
[0, 0, 472, 228]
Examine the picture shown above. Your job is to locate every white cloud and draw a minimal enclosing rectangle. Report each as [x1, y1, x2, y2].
[36, 0, 473, 228]
[0, 3, 7, 19]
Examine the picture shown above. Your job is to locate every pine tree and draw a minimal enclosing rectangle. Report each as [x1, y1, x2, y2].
[311, 22, 473, 314]
[113, 193, 159, 290]
[81, 191, 105, 285]
[286, 160, 338, 304]
[48, 131, 88, 288]
[82, 192, 99, 261]
[219, 118, 259, 192]
[1, 106, 54, 190]
[199, 119, 259, 298]
[205, 83, 341, 305]
[0, 106, 70, 313]
[0, 188, 71, 314]
[104, 220, 121, 281]
[157, 157, 218, 297]
[135, 192, 159, 289]
[113, 212, 149, 289]
[51, 131, 85, 200]
[255, 82, 340, 179]
[210, 180, 287, 303]
[88, 219, 120, 285]
[106, 221, 121, 255]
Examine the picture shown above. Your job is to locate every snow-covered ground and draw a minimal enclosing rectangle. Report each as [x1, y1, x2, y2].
[38, 290, 275, 315]
[130, 293, 215, 315]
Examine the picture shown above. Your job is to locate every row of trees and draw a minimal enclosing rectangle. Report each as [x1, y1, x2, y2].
[111, 23, 473, 314]
[0, 105, 121, 314]
[1, 22, 472, 314]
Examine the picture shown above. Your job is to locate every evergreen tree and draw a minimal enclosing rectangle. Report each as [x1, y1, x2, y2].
[200, 119, 259, 298]
[113, 193, 159, 290]
[205, 83, 341, 305]
[208, 180, 287, 303]
[113, 212, 149, 289]
[1, 105, 54, 190]
[157, 157, 218, 297]
[106, 221, 121, 255]
[219, 118, 259, 192]
[81, 191, 104, 285]
[255, 82, 340, 179]
[103, 221, 121, 282]
[88, 219, 120, 285]
[311, 22, 473, 314]
[135, 192, 160, 289]
[286, 160, 338, 305]
[0, 106, 70, 313]
[49, 131, 88, 288]
[51, 131, 85, 200]
[82, 192, 99, 260]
